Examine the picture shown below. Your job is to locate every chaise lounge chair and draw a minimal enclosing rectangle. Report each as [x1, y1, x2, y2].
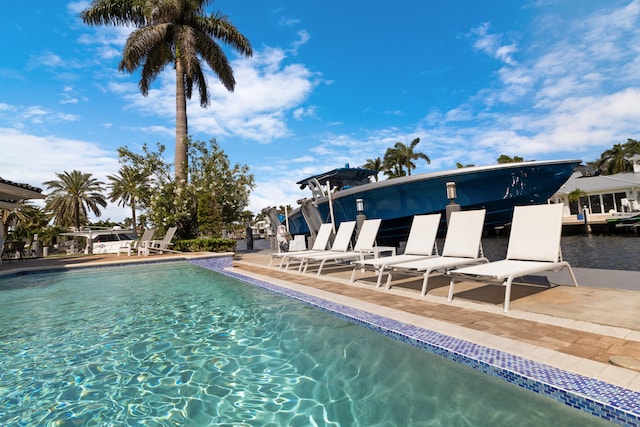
[117, 228, 156, 256]
[269, 223, 334, 268]
[384, 209, 488, 294]
[299, 219, 382, 275]
[288, 220, 357, 273]
[447, 204, 578, 312]
[350, 214, 441, 287]
[141, 226, 178, 256]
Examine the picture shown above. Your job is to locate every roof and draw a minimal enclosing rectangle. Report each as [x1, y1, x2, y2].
[0, 177, 45, 209]
[555, 171, 640, 195]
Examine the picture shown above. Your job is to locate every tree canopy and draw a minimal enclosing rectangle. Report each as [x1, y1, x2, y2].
[44, 170, 107, 230]
[117, 138, 254, 238]
[594, 138, 640, 174]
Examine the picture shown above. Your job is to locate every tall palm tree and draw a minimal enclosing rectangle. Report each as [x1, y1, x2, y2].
[44, 170, 107, 230]
[81, 0, 252, 181]
[361, 157, 383, 181]
[107, 166, 149, 234]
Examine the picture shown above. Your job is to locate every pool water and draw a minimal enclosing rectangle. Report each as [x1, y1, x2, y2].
[0, 263, 614, 426]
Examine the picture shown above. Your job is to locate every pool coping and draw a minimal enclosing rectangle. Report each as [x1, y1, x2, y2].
[189, 256, 640, 426]
[3, 253, 638, 425]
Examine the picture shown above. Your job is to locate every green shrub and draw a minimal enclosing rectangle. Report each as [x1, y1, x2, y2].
[173, 238, 236, 253]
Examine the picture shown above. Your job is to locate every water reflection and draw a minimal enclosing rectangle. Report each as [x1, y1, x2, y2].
[470, 234, 639, 271]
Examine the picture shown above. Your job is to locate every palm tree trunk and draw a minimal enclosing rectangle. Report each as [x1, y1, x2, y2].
[74, 199, 80, 230]
[130, 200, 137, 236]
[175, 60, 189, 181]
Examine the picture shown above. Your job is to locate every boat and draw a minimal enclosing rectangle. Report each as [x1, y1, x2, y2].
[60, 227, 137, 254]
[285, 159, 582, 245]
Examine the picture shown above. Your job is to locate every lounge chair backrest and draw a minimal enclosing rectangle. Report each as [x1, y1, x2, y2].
[442, 209, 486, 258]
[353, 219, 382, 251]
[162, 227, 177, 244]
[404, 214, 441, 255]
[506, 204, 563, 262]
[138, 228, 155, 242]
[330, 221, 357, 252]
[311, 223, 334, 251]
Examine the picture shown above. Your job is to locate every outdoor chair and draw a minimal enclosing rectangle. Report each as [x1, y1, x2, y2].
[447, 204, 578, 312]
[299, 219, 382, 275]
[350, 213, 441, 287]
[141, 227, 178, 256]
[287, 221, 357, 273]
[384, 209, 488, 294]
[117, 228, 156, 256]
[270, 223, 334, 268]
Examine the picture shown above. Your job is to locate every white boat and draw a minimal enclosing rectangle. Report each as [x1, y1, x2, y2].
[60, 227, 137, 254]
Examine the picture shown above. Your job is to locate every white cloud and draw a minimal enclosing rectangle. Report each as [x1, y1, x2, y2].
[0, 127, 129, 221]
[67, 1, 90, 15]
[291, 29, 311, 53]
[470, 23, 518, 65]
[111, 46, 320, 143]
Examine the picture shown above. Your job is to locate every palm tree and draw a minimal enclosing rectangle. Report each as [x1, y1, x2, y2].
[107, 166, 149, 235]
[456, 162, 475, 168]
[44, 170, 107, 230]
[384, 138, 430, 177]
[597, 143, 629, 175]
[383, 146, 406, 178]
[81, 0, 253, 181]
[361, 157, 383, 181]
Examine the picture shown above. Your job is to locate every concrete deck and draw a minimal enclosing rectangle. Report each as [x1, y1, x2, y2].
[2, 250, 640, 394]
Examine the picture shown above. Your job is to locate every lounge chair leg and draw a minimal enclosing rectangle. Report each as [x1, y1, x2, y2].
[503, 277, 514, 312]
[384, 270, 393, 290]
[420, 268, 434, 296]
[378, 268, 387, 288]
[447, 277, 456, 302]
[316, 260, 325, 276]
[350, 266, 357, 283]
[565, 264, 579, 287]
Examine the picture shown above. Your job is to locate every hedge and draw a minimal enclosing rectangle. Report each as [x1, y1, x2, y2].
[173, 238, 236, 253]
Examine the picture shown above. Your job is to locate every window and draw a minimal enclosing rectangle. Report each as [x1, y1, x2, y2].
[589, 195, 602, 214]
[614, 192, 627, 212]
[602, 193, 615, 213]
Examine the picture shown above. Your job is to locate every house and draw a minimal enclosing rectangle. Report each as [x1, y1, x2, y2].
[550, 155, 640, 231]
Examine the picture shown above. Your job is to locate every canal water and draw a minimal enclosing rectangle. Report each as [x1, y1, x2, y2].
[242, 234, 639, 272]
[478, 234, 639, 272]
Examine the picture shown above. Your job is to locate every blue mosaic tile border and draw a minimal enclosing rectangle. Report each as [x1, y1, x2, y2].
[194, 258, 640, 427]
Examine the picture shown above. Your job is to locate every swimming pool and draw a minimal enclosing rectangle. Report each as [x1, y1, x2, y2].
[0, 261, 625, 426]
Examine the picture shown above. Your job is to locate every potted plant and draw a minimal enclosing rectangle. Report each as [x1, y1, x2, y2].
[568, 188, 587, 219]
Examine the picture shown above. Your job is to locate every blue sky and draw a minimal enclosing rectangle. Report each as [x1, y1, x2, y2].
[2, 0, 640, 222]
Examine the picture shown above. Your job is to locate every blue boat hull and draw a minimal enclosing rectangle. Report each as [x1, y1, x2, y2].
[287, 160, 581, 245]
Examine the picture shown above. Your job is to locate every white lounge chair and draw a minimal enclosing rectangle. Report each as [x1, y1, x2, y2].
[384, 209, 488, 295]
[142, 226, 178, 256]
[447, 204, 578, 312]
[300, 219, 382, 275]
[117, 228, 155, 256]
[270, 223, 334, 268]
[350, 214, 441, 287]
[289, 220, 357, 273]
